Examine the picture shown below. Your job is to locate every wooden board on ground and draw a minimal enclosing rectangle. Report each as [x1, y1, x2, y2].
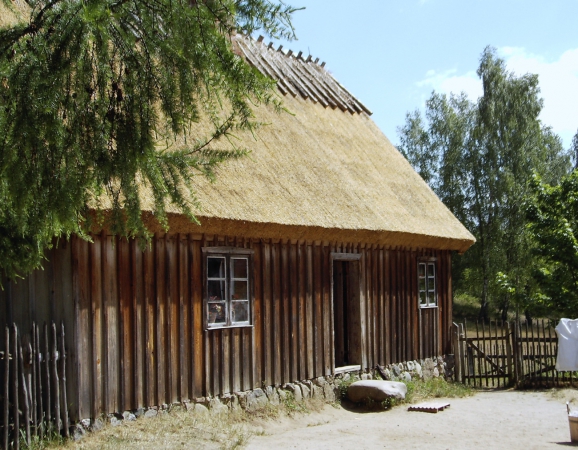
[408, 402, 450, 413]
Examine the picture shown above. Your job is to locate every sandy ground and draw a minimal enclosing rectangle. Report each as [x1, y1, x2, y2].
[246, 389, 578, 450]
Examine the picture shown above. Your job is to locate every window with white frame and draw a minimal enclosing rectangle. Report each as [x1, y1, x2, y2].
[204, 248, 253, 328]
[418, 260, 437, 308]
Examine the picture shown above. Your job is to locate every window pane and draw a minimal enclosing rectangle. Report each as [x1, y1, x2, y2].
[419, 278, 426, 292]
[208, 257, 226, 279]
[231, 300, 249, 323]
[427, 263, 435, 277]
[420, 291, 427, 305]
[208, 301, 226, 325]
[208, 280, 226, 300]
[231, 280, 248, 300]
[232, 257, 248, 279]
[418, 263, 425, 277]
[428, 276, 435, 292]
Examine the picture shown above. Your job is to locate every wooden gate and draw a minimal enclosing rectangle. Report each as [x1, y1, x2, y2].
[453, 320, 576, 388]
[453, 321, 513, 387]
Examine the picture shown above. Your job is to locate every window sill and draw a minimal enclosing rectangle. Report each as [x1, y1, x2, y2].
[419, 305, 438, 309]
[334, 365, 361, 374]
[205, 324, 254, 331]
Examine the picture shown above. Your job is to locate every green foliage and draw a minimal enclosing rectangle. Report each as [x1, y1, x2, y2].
[403, 377, 473, 403]
[525, 170, 578, 318]
[0, 0, 298, 279]
[398, 46, 572, 320]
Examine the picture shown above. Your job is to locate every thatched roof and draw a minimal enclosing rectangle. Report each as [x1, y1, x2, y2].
[0, 5, 474, 252]
[151, 36, 475, 253]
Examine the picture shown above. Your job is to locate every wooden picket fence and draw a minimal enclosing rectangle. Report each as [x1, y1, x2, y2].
[0, 322, 69, 449]
[453, 320, 576, 388]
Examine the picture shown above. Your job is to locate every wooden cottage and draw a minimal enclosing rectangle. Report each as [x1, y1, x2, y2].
[1, 35, 475, 421]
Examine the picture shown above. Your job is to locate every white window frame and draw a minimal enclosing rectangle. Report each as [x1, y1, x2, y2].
[203, 247, 254, 329]
[418, 259, 437, 308]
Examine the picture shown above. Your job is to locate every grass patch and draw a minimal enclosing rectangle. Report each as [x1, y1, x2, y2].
[404, 377, 474, 404]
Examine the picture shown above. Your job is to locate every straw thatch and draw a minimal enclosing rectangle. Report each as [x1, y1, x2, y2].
[141, 36, 475, 253]
[0, 7, 474, 253]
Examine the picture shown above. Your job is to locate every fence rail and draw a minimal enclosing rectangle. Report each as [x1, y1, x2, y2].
[0, 322, 69, 449]
[453, 320, 576, 388]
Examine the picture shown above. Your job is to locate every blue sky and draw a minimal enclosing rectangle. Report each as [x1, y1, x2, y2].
[271, 0, 578, 148]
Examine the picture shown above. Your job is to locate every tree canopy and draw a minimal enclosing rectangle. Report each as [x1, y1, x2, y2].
[398, 47, 572, 320]
[525, 171, 578, 318]
[0, 0, 298, 279]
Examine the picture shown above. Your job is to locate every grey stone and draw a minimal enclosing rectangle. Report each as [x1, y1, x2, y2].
[264, 386, 280, 405]
[245, 388, 269, 412]
[109, 416, 122, 427]
[406, 361, 415, 371]
[297, 382, 310, 399]
[194, 403, 209, 415]
[122, 411, 136, 421]
[360, 373, 372, 381]
[72, 424, 86, 441]
[392, 365, 401, 377]
[323, 382, 336, 402]
[80, 418, 91, 429]
[401, 371, 412, 382]
[311, 384, 323, 398]
[342, 373, 351, 382]
[278, 389, 287, 401]
[144, 408, 158, 418]
[433, 367, 440, 378]
[91, 418, 105, 432]
[347, 380, 407, 403]
[303, 380, 314, 396]
[284, 383, 302, 402]
[313, 377, 326, 387]
[414, 362, 422, 377]
[134, 407, 145, 418]
[209, 396, 229, 413]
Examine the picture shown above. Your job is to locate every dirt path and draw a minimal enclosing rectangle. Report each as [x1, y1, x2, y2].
[246, 389, 578, 449]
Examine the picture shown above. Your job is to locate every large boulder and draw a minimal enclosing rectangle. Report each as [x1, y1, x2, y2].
[347, 380, 407, 402]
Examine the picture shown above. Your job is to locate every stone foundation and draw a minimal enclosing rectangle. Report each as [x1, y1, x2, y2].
[73, 355, 452, 439]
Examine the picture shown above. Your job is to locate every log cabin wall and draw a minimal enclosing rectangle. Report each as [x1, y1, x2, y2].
[2, 232, 453, 421]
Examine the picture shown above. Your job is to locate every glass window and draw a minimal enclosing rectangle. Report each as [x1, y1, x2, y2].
[204, 249, 253, 328]
[418, 261, 437, 308]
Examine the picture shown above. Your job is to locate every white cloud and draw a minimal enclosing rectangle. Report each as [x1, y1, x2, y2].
[416, 47, 578, 147]
[416, 68, 482, 100]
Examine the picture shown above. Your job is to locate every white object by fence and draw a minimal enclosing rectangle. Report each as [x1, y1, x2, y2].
[555, 319, 578, 371]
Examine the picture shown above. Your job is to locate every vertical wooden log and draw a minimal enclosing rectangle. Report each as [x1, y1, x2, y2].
[60, 323, 69, 438]
[31, 325, 38, 438]
[44, 324, 52, 435]
[18, 334, 30, 447]
[51, 323, 61, 433]
[12, 325, 19, 450]
[35, 325, 43, 439]
[3, 327, 9, 450]
[452, 323, 461, 383]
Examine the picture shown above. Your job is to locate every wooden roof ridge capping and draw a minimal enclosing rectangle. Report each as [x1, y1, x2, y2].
[239, 39, 295, 97]
[272, 51, 331, 107]
[235, 35, 372, 115]
[298, 60, 355, 112]
[300, 62, 357, 113]
[265, 47, 317, 101]
[244, 38, 299, 97]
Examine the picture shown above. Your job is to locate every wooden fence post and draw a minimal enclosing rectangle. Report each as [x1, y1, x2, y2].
[60, 322, 69, 438]
[505, 321, 513, 386]
[452, 323, 462, 383]
[3, 327, 9, 450]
